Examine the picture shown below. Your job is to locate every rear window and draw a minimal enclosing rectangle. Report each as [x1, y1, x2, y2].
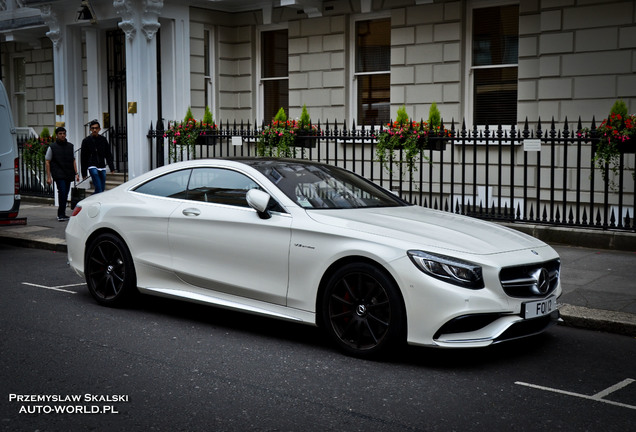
[134, 169, 190, 199]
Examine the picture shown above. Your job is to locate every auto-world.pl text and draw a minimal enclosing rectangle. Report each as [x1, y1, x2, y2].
[8, 394, 128, 414]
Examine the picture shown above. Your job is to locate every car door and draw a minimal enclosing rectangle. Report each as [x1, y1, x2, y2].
[128, 168, 192, 273]
[167, 167, 292, 305]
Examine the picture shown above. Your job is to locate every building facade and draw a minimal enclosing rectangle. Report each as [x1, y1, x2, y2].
[1, 0, 635, 178]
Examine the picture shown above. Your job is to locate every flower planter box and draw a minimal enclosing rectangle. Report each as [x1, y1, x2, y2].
[196, 133, 218, 146]
[424, 137, 447, 151]
[616, 137, 635, 154]
[294, 135, 317, 148]
[391, 136, 446, 151]
[593, 137, 636, 155]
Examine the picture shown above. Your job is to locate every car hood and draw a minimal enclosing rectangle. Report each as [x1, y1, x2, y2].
[305, 205, 546, 255]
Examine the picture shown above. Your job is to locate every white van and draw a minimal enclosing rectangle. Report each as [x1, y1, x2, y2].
[0, 80, 21, 222]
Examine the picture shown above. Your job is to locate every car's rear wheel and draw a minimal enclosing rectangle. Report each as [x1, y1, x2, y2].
[85, 233, 137, 307]
[322, 262, 405, 358]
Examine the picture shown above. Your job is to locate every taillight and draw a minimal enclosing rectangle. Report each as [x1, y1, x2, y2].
[14, 157, 19, 196]
[71, 205, 82, 217]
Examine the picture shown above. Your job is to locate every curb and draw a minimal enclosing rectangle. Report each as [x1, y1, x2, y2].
[500, 222, 636, 252]
[0, 235, 67, 253]
[559, 304, 636, 337]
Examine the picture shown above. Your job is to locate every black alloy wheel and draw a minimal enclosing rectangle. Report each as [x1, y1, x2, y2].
[85, 233, 137, 307]
[322, 262, 405, 357]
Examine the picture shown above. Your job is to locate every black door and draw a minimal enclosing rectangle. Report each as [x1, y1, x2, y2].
[106, 29, 127, 174]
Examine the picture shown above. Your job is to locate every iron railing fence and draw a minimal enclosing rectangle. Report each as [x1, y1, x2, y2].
[148, 117, 635, 232]
[17, 118, 634, 232]
[17, 133, 54, 198]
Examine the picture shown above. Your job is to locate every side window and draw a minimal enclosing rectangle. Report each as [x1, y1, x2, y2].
[187, 168, 259, 207]
[261, 29, 288, 123]
[471, 5, 519, 126]
[354, 18, 390, 126]
[134, 169, 191, 199]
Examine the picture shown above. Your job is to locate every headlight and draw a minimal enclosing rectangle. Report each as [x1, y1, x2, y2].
[407, 250, 484, 289]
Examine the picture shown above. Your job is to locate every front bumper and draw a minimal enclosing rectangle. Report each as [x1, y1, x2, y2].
[392, 247, 563, 348]
[432, 309, 560, 348]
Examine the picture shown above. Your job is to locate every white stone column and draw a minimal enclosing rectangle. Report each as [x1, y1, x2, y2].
[41, 6, 83, 146]
[115, 0, 163, 179]
[84, 27, 105, 126]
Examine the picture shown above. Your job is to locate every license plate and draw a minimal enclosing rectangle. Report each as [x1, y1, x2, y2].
[523, 296, 557, 319]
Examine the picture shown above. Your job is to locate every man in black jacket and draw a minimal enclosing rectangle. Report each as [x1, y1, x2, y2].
[81, 120, 116, 194]
[45, 127, 79, 221]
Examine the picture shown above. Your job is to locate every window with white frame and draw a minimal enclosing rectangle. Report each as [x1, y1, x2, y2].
[261, 29, 288, 124]
[471, 4, 519, 126]
[354, 18, 390, 126]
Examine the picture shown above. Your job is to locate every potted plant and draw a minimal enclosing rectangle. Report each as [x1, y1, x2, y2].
[23, 127, 53, 170]
[257, 107, 298, 157]
[196, 105, 218, 146]
[164, 107, 199, 160]
[165, 107, 218, 160]
[425, 102, 450, 151]
[375, 106, 423, 174]
[589, 99, 636, 186]
[295, 104, 318, 149]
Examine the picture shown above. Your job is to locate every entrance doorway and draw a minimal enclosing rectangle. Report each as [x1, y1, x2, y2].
[106, 29, 127, 173]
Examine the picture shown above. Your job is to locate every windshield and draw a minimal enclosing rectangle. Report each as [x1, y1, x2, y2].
[246, 159, 408, 209]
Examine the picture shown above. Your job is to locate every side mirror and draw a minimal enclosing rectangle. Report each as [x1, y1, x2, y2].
[246, 189, 273, 219]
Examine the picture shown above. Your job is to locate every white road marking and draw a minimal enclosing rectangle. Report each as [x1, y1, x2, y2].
[515, 379, 636, 410]
[21, 282, 85, 294]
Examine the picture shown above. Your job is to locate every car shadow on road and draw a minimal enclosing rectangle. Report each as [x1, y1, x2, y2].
[73, 283, 560, 367]
[134, 293, 333, 348]
[109, 292, 558, 367]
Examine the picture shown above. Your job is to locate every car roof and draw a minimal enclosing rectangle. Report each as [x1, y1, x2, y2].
[125, 158, 337, 187]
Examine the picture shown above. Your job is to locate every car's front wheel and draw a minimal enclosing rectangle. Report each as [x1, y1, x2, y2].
[85, 233, 137, 307]
[322, 262, 405, 358]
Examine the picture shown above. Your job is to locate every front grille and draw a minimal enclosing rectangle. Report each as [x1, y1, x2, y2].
[499, 259, 560, 298]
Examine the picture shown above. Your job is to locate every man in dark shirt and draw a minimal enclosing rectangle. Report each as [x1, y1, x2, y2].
[45, 127, 79, 221]
[81, 120, 116, 194]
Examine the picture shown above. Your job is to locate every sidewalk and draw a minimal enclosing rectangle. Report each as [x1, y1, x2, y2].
[2, 198, 636, 337]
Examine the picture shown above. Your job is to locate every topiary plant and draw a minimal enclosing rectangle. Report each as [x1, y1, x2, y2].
[299, 104, 311, 129]
[428, 102, 441, 130]
[609, 99, 628, 120]
[396, 105, 409, 126]
[274, 107, 287, 123]
[184, 106, 194, 123]
[203, 105, 213, 126]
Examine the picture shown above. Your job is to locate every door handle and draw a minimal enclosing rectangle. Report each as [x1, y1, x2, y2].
[182, 208, 201, 217]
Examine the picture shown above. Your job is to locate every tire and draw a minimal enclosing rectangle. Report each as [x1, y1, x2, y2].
[85, 233, 137, 307]
[321, 262, 405, 358]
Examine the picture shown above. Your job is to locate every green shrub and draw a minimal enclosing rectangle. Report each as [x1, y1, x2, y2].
[428, 102, 441, 129]
[203, 106, 213, 125]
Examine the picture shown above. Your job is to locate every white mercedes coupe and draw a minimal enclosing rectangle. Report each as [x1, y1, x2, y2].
[66, 158, 561, 357]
